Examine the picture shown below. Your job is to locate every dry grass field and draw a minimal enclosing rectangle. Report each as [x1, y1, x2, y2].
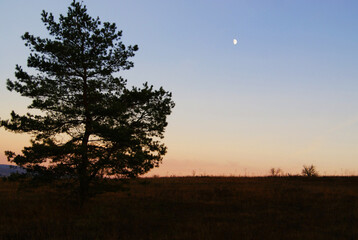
[1, 176, 358, 239]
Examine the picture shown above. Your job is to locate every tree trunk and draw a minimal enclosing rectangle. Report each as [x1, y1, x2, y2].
[79, 175, 89, 205]
[79, 126, 90, 204]
[79, 71, 91, 205]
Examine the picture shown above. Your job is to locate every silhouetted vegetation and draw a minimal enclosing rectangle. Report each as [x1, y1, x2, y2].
[1, 177, 358, 239]
[302, 165, 318, 177]
[270, 167, 283, 176]
[0, 1, 174, 203]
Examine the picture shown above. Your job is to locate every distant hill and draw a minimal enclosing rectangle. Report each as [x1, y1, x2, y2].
[0, 164, 27, 177]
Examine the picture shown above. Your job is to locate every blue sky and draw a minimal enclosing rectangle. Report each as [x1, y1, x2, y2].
[1, 0, 358, 176]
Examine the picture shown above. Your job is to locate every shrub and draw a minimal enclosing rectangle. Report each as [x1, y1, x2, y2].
[270, 168, 283, 177]
[302, 165, 318, 177]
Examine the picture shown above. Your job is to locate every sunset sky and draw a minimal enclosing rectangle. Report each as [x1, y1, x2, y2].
[1, 0, 358, 176]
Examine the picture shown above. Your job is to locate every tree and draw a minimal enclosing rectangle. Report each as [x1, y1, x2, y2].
[0, 1, 174, 203]
[302, 165, 318, 177]
[270, 168, 283, 177]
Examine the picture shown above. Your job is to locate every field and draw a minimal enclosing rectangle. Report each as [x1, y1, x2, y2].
[1, 176, 358, 239]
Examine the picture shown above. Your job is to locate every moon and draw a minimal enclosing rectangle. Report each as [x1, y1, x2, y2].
[233, 38, 238, 45]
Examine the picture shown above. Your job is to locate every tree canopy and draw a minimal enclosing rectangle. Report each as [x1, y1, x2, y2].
[1, 1, 174, 202]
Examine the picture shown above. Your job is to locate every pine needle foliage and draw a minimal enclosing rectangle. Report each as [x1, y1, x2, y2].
[1, 1, 175, 202]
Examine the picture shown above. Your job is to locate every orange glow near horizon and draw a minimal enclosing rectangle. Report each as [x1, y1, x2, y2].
[2, 125, 357, 177]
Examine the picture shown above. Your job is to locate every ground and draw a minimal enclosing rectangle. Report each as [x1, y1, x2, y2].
[0, 176, 358, 239]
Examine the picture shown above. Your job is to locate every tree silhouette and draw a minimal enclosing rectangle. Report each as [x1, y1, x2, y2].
[0, 1, 174, 203]
[270, 168, 282, 177]
[302, 165, 318, 177]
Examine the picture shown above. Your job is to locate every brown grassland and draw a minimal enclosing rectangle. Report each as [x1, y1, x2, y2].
[1, 176, 358, 239]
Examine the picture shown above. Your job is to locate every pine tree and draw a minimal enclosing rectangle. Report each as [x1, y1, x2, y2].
[1, 1, 174, 203]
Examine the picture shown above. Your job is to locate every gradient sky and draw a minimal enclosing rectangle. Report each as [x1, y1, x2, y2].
[1, 0, 358, 176]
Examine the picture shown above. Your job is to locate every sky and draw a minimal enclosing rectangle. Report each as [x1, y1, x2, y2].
[1, 0, 358, 176]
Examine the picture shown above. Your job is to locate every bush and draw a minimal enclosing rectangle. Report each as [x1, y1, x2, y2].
[302, 165, 318, 177]
[270, 168, 283, 177]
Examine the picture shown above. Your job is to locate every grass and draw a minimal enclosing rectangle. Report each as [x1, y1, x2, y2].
[1, 176, 358, 239]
